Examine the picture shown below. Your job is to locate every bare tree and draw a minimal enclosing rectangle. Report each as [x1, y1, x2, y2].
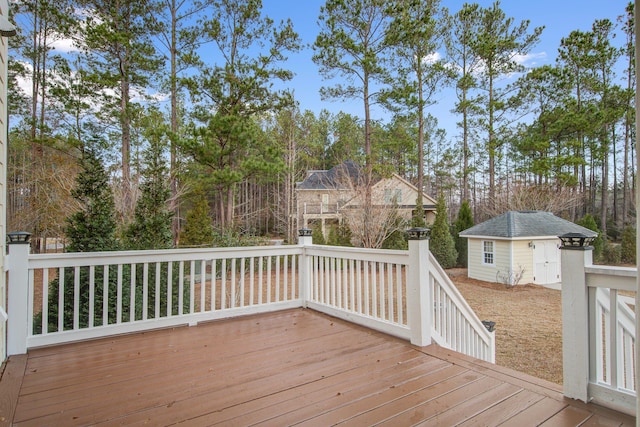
[479, 184, 582, 220]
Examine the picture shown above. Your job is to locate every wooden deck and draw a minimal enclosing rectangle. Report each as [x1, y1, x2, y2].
[0, 308, 635, 426]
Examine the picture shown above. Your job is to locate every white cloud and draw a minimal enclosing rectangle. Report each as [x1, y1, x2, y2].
[421, 52, 441, 65]
[513, 51, 547, 67]
[51, 38, 79, 54]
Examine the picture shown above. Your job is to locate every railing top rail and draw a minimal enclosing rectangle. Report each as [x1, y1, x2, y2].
[21, 245, 304, 269]
[585, 265, 637, 292]
[305, 244, 409, 264]
[585, 265, 637, 277]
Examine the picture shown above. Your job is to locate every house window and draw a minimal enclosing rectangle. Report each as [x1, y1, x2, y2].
[384, 189, 402, 204]
[482, 241, 495, 265]
[321, 194, 329, 211]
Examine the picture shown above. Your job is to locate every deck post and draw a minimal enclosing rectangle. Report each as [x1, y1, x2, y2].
[407, 228, 432, 347]
[559, 233, 594, 403]
[298, 228, 313, 308]
[6, 232, 31, 356]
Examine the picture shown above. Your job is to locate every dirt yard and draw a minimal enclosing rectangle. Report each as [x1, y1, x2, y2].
[448, 268, 564, 385]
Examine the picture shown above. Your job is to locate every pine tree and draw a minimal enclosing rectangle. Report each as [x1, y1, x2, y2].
[311, 223, 326, 245]
[454, 200, 474, 267]
[576, 214, 603, 261]
[430, 194, 458, 269]
[66, 150, 119, 252]
[620, 225, 636, 265]
[38, 150, 119, 333]
[180, 190, 214, 247]
[125, 113, 173, 250]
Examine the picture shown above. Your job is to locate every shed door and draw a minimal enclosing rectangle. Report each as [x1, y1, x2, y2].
[533, 241, 560, 285]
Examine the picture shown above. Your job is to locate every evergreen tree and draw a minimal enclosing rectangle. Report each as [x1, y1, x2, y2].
[126, 110, 173, 250]
[620, 225, 636, 264]
[576, 214, 603, 261]
[311, 222, 326, 245]
[185, 0, 300, 228]
[430, 194, 458, 269]
[454, 200, 474, 267]
[313, 0, 391, 247]
[66, 150, 119, 252]
[37, 150, 119, 333]
[470, 1, 543, 207]
[180, 189, 214, 247]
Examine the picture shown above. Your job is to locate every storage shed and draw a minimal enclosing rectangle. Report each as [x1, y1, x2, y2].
[459, 211, 597, 286]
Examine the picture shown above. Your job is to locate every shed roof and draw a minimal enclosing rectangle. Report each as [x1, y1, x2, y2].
[459, 210, 597, 239]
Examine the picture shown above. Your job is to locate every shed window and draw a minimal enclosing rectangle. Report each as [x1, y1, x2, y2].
[482, 241, 495, 265]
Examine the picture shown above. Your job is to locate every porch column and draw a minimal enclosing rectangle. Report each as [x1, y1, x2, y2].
[6, 232, 31, 356]
[559, 232, 594, 403]
[407, 227, 432, 347]
[298, 228, 313, 308]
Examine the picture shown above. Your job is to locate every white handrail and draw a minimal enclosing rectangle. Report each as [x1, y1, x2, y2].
[429, 252, 495, 363]
[6, 240, 495, 365]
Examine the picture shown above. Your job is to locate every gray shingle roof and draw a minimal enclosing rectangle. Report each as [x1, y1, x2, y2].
[296, 160, 363, 190]
[459, 210, 598, 238]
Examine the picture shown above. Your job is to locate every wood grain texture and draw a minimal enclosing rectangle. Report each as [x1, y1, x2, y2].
[0, 308, 634, 426]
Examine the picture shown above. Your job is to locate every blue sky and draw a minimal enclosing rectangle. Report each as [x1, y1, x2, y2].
[264, 0, 630, 138]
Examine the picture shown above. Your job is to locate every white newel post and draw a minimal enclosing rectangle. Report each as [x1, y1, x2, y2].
[298, 228, 313, 308]
[407, 228, 432, 347]
[559, 232, 594, 403]
[6, 232, 32, 356]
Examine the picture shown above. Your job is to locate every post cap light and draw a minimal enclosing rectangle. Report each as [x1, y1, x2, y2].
[559, 232, 595, 249]
[0, 15, 16, 37]
[406, 227, 430, 240]
[482, 320, 496, 332]
[298, 228, 312, 237]
[7, 231, 31, 244]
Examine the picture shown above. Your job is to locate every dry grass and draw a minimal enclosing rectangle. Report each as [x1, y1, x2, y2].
[448, 268, 563, 385]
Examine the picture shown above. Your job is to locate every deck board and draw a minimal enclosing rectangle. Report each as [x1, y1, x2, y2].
[0, 308, 635, 426]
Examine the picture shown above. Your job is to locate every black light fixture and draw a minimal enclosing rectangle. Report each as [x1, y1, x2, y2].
[0, 15, 16, 37]
[298, 228, 312, 237]
[559, 232, 596, 249]
[406, 227, 430, 240]
[482, 320, 496, 332]
[7, 231, 31, 244]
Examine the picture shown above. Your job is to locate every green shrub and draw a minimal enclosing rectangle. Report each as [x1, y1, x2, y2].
[327, 223, 353, 247]
[620, 226, 636, 264]
[430, 194, 458, 269]
[311, 222, 326, 245]
[454, 200, 473, 267]
[603, 241, 621, 265]
[577, 214, 603, 261]
[180, 190, 215, 247]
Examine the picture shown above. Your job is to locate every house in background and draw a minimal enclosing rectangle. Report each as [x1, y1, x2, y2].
[459, 210, 597, 286]
[295, 161, 437, 238]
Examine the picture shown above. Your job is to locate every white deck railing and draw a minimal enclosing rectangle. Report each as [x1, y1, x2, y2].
[586, 265, 636, 413]
[6, 232, 495, 364]
[429, 252, 495, 363]
[22, 246, 303, 349]
[561, 246, 637, 416]
[304, 245, 410, 340]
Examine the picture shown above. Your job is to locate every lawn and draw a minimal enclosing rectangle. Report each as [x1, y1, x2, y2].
[448, 268, 564, 385]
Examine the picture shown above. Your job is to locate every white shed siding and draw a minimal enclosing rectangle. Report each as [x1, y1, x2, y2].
[466, 238, 503, 283]
[512, 240, 535, 284]
[493, 241, 513, 284]
[467, 238, 537, 285]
